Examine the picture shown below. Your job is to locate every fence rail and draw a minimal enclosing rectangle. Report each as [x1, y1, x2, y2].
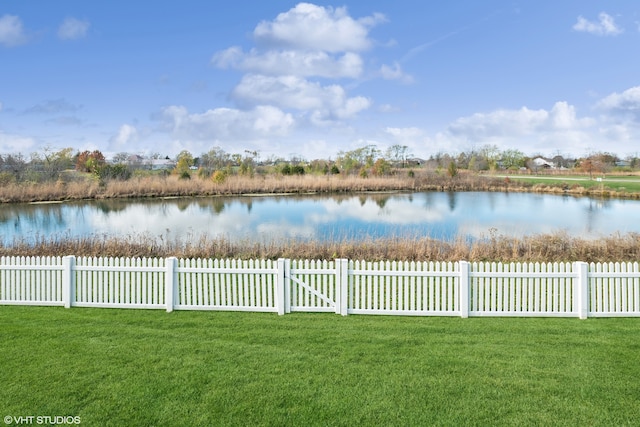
[1, 256, 639, 318]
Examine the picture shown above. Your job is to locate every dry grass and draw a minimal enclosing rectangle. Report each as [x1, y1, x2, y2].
[1, 231, 638, 263]
[0, 171, 512, 203]
[2, 171, 639, 203]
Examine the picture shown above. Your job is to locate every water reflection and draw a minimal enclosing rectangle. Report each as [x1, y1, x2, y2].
[0, 192, 638, 244]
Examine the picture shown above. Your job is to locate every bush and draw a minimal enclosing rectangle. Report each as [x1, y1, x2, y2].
[280, 164, 292, 175]
[212, 170, 227, 184]
[0, 171, 16, 185]
[97, 164, 132, 181]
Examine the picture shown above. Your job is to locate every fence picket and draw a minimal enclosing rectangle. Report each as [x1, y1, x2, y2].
[2, 256, 640, 318]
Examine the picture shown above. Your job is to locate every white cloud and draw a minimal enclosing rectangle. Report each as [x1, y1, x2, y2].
[573, 12, 622, 36]
[212, 47, 363, 78]
[58, 17, 90, 40]
[379, 62, 414, 83]
[0, 131, 36, 153]
[437, 102, 600, 155]
[110, 124, 138, 149]
[0, 14, 26, 47]
[385, 127, 423, 140]
[160, 105, 294, 142]
[231, 74, 371, 121]
[253, 3, 384, 52]
[447, 102, 593, 138]
[597, 86, 640, 116]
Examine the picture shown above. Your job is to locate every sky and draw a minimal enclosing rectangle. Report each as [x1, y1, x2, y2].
[1, 1, 640, 161]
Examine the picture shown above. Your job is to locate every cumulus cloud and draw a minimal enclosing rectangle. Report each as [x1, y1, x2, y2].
[231, 74, 370, 121]
[57, 17, 90, 40]
[573, 12, 622, 36]
[0, 14, 27, 47]
[447, 102, 592, 138]
[160, 105, 294, 142]
[435, 101, 601, 155]
[212, 47, 363, 78]
[597, 86, 640, 117]
[253, 3, 384, 52]
[209, 2, 404, 132]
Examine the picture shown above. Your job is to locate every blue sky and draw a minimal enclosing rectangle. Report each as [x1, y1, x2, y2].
[1, 1, 639, 161]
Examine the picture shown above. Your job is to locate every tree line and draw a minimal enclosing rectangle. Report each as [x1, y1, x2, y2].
[0, 144, 638, 185]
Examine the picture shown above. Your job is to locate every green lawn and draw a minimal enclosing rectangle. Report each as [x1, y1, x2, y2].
[498, 174, 640, 193]
[1, 307, 639, 426]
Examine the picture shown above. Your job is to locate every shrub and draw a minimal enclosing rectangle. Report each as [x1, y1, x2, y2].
[292, 165, 305, 175]
[0, 171, 16, 185]
[97, 164, 132, 181]
[212, 170, 227, 184]
[280, 164, 292, 175]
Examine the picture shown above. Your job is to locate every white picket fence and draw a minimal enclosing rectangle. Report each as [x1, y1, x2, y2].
[1, 256, 639, 318]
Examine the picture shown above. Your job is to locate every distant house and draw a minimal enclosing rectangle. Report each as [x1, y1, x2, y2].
[531, 157, 555, 169]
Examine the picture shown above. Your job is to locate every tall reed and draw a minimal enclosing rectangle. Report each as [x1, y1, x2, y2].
[1, 232, 638, 263]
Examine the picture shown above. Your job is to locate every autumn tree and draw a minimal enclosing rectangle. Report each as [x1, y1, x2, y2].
[76, 150, 106, 173]
[174, 150, 194, 178]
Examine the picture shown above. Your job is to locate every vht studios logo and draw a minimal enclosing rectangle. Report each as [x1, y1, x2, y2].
[4, 416, 81, 425]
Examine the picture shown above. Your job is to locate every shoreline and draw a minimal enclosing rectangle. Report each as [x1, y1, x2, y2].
[3, 171, 640, 205]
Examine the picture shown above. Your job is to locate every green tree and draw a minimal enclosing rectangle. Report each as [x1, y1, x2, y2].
[174, 150, 194, 177]
[447, 161, 458, 178]
[372, 158, 391, 176]
[500, 149, 525, 170]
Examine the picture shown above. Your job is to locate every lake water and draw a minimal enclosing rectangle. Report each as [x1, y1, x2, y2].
[0, 192, 638, 245]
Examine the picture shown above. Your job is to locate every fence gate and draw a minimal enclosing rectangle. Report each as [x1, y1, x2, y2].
[284, 259, 343, 314]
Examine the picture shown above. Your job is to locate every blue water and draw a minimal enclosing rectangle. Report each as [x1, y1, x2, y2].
[0, 192, 638, 244]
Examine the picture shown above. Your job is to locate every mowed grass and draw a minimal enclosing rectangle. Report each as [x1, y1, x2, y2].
[501, 174, 640, 193]
[1, 307, 639, 426]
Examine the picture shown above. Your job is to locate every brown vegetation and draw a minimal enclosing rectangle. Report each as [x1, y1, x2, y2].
[1, 170, 640, 204]
[1, 231, 639, 263]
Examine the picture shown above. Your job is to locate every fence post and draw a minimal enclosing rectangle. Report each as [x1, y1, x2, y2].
[166, 257, 178, 313]
[336, 259, 349, 316]
[574, 261, 589, 319]
[459, 261, 470, 318]
[276, 258, 287, 316]
[62, 256, 76, 309]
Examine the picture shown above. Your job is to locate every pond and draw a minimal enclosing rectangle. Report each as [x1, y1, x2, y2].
[0, 192, 638, 245]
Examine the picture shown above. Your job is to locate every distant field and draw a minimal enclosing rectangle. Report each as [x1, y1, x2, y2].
[495, 174, 640, 193]
[1, 307, 639, 426]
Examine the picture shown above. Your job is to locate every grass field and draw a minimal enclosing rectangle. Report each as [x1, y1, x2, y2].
[1, 307, 639, 426]
[497, 174, 640, 193]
